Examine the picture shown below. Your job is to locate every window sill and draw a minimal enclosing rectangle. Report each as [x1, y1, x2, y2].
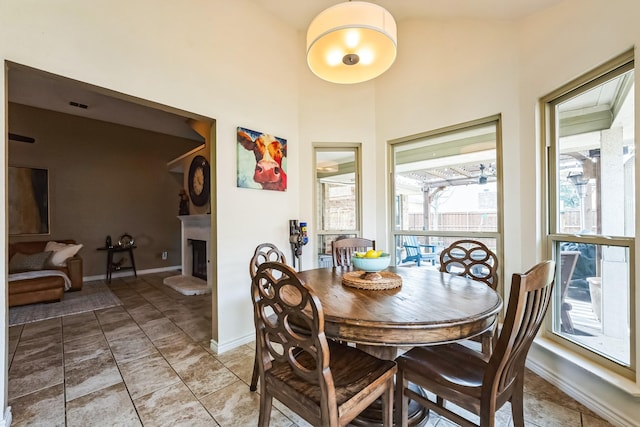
[530, 337, 640, 397]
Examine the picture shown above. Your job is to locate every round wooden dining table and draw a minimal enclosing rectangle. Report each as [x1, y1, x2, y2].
[298, 266, 502, 354]
[297, 266, 503, 426]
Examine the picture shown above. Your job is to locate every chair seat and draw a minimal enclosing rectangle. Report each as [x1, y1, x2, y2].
[267, 340, 396, 411]
[396, 343, 487, 401]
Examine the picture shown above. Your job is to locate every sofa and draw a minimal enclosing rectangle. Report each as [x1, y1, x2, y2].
[8, 239, 83, 307]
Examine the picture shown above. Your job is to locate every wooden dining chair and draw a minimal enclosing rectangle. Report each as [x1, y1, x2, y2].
[439, 239, 499, 354]
[395, 260, 555, 427]
[439, 239, 498, 288]
[331, 237, 375, 267]
[249, 243, 287, 392]
[252, 261, 397, 427]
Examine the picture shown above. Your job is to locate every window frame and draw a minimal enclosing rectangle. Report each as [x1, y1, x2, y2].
[388, 115, 504, 293]
[540, 49, 636, 379]
[313, 143, 363, 261]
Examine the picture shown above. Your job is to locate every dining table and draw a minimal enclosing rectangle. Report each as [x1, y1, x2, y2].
[296, 265, 503, 426]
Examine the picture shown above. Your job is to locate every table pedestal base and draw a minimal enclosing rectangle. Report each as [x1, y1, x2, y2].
[351, 344, 430, 427]
[349, 383, 429, 427]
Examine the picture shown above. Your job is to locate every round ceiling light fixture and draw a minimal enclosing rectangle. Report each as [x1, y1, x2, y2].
[306, 1, 397, 84]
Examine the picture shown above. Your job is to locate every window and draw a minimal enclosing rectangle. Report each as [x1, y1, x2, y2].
[542, 50, 635, 377]
[314, 145, 361, 267]
[389, 116, 503, 287]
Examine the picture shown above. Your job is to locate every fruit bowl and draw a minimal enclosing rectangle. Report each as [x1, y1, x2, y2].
[352, 253, 391, 273]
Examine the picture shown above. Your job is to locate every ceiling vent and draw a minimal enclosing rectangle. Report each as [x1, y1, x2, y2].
[8, 133, 35, 143]
[69, 101, 88, 109]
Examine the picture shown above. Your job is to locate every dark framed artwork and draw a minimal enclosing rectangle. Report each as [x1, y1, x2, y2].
[237, 126, 287, 192]
[8, 166, 50, 235]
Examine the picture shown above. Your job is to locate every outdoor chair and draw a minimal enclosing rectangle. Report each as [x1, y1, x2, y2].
[395, 260, 555, 427]
[252, 261, 397, 426]
[249, 243, 287, 392]
[559, 250, 580, 334]
[439, 239, 499, 354]
[331, 237, 375, 267]
[401, 235, 438, 266]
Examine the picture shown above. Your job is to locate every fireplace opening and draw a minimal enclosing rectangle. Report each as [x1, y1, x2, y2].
[190, 239, 207, 280]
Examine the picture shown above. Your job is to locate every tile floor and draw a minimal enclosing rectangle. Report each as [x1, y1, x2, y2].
[7, 272, 615, 426]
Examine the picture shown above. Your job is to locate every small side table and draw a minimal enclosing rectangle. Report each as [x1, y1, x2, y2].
[97, 245, 137, 284]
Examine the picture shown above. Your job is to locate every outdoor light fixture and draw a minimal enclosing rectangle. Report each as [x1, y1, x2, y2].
[478, 164, 488, 185]
[306, 1, 397, 84]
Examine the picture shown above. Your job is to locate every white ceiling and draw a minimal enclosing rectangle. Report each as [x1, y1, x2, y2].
[8, 66, 206, 142]
[250, 0, 564, 29]
[7, 1, 564, 142]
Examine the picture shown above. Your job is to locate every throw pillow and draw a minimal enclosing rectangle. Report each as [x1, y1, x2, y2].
[44, 241, 83, 266]
[9, 251, 53, 273]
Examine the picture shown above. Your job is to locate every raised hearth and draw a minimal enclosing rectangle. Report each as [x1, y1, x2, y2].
[163, 214, 212, 295]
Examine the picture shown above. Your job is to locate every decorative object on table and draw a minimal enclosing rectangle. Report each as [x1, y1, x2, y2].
[8, 166, 49, 235]
[237, 126, 287, 192]
[111, 257, 126, 271]
[118, 233, 134, 248]
[341, 270, 401, 290]
[351, 250, 390, 279]
[188, 155, 210, 206]
[342, 251, 401, 290]
[105, 235, 112, 248]
[178, 189, 190, 215]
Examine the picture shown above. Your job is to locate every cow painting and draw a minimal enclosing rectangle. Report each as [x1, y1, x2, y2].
[237, 127, 287, 192]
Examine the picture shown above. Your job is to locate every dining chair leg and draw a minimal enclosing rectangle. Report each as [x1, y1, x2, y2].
[258, 389, 273, 427]
[381, 378, 394, 427]
[250, 347, 259, 391]
[479, 407, 496, 427]
[481, 333, 493, 356]
[510, 374, 525, 427]
[395, 369, 409, 427]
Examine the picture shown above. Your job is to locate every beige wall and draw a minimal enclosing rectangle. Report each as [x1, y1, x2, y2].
[8, 103, 201, 276]
[0, 0, 302, 380]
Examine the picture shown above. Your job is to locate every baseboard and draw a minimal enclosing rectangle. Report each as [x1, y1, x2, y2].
[210, 332, 254, 355]
[83, 266, 180, 282]
[1, 407, 12, 427]
[528, 338, 639, 427]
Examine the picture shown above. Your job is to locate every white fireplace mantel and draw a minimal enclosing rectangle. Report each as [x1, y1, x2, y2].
[178, 214, 212, 282]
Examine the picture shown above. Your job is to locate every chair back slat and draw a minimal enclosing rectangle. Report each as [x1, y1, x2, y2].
[252, 262, 335, 406]
[331, 237, 375, 267]
[488, 260, 555, 395]
[440, 239, 498, 289]
[250, 243, 287, 279]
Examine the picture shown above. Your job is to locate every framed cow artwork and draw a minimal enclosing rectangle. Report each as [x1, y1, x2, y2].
[237, 126, 287, 192]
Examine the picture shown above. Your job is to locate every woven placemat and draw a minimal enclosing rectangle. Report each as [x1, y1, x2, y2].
[342, 271, 402, 290]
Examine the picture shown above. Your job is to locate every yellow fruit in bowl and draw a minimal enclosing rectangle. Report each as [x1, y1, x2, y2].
[354, 252, 366, 258]
[364, 249, 379, 258]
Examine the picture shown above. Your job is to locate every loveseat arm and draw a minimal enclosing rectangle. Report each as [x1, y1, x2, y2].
[66, 255, 83, 291]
